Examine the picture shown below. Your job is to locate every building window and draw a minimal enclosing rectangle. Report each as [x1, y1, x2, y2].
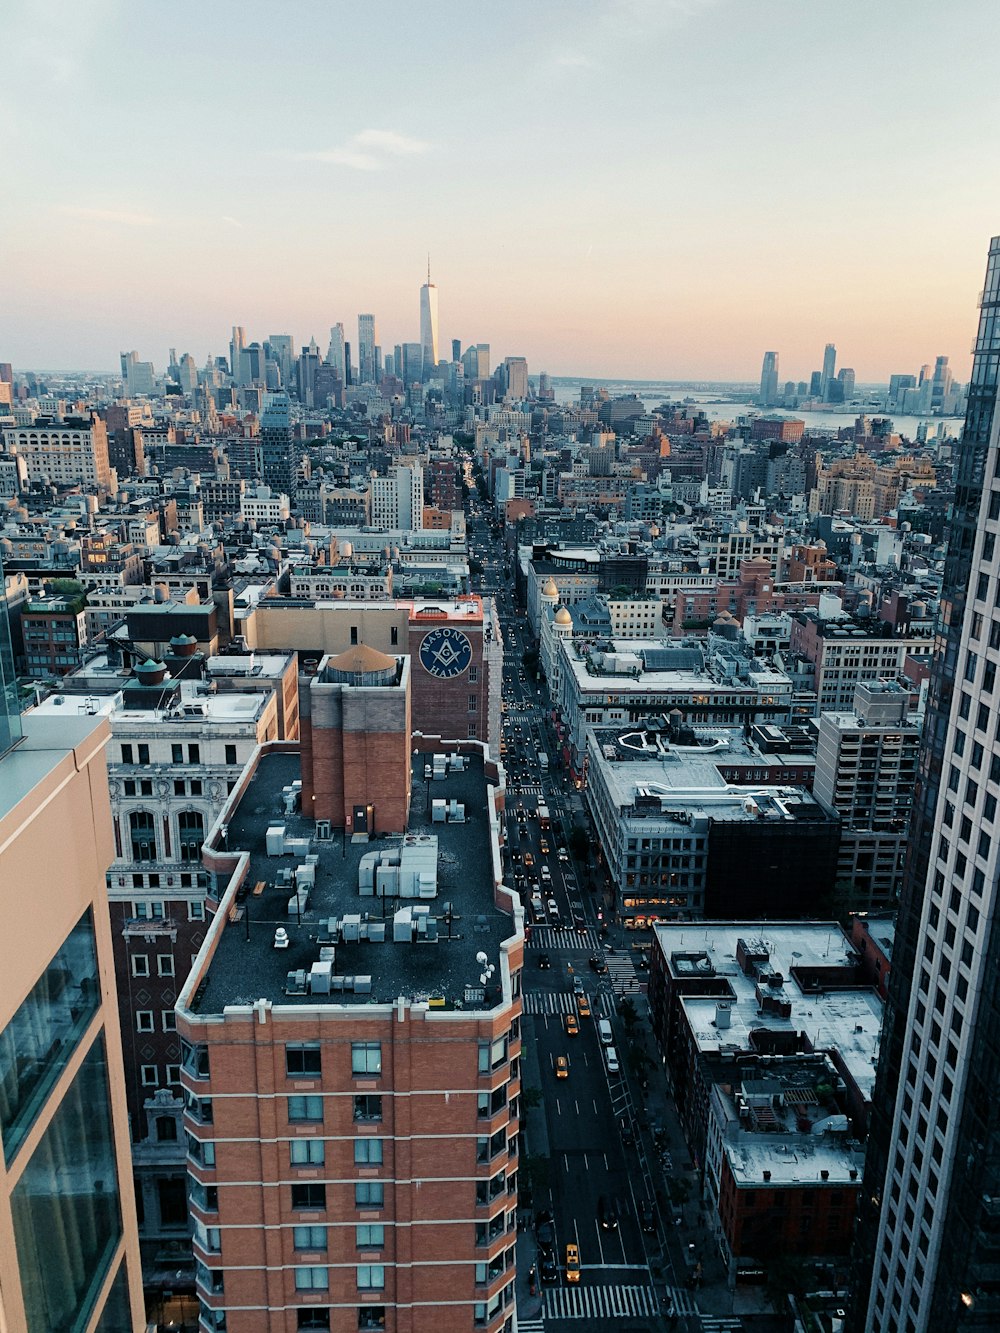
[288, 1096, 324, 1123]
[291, 1183, 327, 1210]
[132, 955, 150, 977]
[129, 810, 156, 862]
[357, 1308, 385, 1331]
[351, 626, 359, 645]
[295, 1267, 329, 1291]
[356, 1224, 385, 1248]
[120, 744, 134, 764]
[178, 810, 205, 863]
[9, 1038, 122, 1333]
[357, 1265, 385, 1291]
[141, 1064, 159, 1087]
[188, 901, 206, 921]
[290, 1140, 325, 1166]
[353, 1095, 382, 1122]
[158, 955, 174, 977]
[355, 1182, 384, 1207]
[166, 1064, 181, 1085]
[354, 1138, 383, 1166]
[162, 1011, 176, 1032]
[469, 665, 478, 683]
[469, 694, 478, 712]
[297, 1312, 330, 1332]
[293, 1225, 328, 1250]
[138, 744, 149, 764]
[136, 1011, 154, 1033]
[390, 627, 398, 646]
[286, 1043, 322, 1077]
[172, 744, 184, 764]
[156, 1115, 178, 1142]
[224, 744, 238, 765]
[468, 721, 478, 737]
[351, 1042, 382, 1076]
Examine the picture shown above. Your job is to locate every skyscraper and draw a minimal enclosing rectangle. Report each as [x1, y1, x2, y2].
[821, 342, 837, 400]
[420, 259, 439, 378]
[358, 313, 377, 384]
[856, 235, 1000, 1333]
[230, 325, 247, 383]
[327, 323, 346, 382]
[260, 391, 298, 497]
[759, 351, 779, 406]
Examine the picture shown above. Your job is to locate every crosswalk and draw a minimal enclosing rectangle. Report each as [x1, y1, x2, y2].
[522, 990, 616, 1018]
[526, 926, 603, 951]
[515, 1317, 545, 1333]
[699, 1317, 744, 1331]
[543, 1283, 660, 1320]
[605, 953, 641, 991]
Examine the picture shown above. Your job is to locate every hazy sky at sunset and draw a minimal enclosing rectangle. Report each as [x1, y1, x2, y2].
[4, 0, 1000, 381]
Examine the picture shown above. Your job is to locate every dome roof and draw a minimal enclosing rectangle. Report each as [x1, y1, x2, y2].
[327, 643, 397, 675]
[554, 606, 572, 625]
[542, 576, 559, 597]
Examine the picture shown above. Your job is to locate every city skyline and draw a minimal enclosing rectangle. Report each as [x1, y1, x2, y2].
[3, 0, 999, 378]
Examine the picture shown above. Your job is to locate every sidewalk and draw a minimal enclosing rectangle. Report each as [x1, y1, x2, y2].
[514, 1008, 549, 1322]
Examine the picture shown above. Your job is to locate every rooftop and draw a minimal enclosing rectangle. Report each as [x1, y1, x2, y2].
[656, 921, 882, 1100]
[192, 749, 515, 1012]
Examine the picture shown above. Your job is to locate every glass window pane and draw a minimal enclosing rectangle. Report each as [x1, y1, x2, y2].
[0, 909, 100, 1164]
[10, 1036, 123, 1333]
[92, 1261, 133, 1333]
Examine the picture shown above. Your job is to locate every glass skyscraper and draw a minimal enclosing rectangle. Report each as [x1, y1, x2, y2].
[855, 235, 1000, 1331]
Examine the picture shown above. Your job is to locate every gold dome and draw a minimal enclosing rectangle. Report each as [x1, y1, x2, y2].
[554, 606, 572, 625]
[542, 576, 559, 597]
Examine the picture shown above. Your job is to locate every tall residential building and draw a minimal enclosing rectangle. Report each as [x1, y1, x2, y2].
[369, 464, 424, 531]
[358, 314, 377, 384]
[451, 338, 462, 363]
[268, 334, 296, 390]
[501, 357, 528, 401]
[419, 262, 439, 378]
[230, 325, 247, 384]
[327, 323, 347, 382]
[856, 235, 1000, 1332]
[0, 587, 145, 1330]
[176, 700, 522, 1333]
[120, 349, 155, 396]
[821, 342, 837, 400]
[759, 350, 779, 406]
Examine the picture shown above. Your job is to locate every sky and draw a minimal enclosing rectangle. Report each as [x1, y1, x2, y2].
[3, 0, 1000, 382]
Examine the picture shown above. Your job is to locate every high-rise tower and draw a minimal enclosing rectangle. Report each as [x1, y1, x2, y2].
[820, 342, 837, 400]
[358, 313, 377, 384]
[759, 351, 779, 406]
[420, 258, 439, 380]
[855, 236, 1000, 1333]
[327, 323, 346, 382]
[230, 325, 247, 384]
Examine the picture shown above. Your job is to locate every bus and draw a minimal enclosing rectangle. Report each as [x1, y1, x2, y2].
[537, 751, 549, 770]
[537, 804, 550, 831]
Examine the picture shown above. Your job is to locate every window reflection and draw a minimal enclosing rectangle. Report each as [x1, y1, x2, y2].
[10, 1036, 123, 1333]
[0, 909, 100, 1164]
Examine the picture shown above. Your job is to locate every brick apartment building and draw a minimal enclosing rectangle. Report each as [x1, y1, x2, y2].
[177, 716, 523, 1331]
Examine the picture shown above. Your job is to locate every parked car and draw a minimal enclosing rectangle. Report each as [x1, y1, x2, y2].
[535, 1210, 555, 1255]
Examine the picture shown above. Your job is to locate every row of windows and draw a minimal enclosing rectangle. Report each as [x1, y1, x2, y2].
[136, 1009, 176, 1033]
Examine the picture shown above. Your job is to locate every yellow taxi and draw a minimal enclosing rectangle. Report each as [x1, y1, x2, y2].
[554, 1055, 569, 1079]
[577, 994, 591, 1019]
[564, 1012, 580, 1037]
[565, 1243, 580, 1284]
[524, 852, 535, 869]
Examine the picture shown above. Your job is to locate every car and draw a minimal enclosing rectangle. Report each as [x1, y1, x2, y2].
[598, 1195, 620, 1230]
[539, 1252, 559, 1284]
[572, 975, 585, 996]
[565, 1242, 581, 1284]
[564, 1012, 579, 1037]
[535, 1210, 555, 1255]
[605, 1045, 620, 1075]
[572, 911, 587, 932]
[539, 838, 550, 855]
[523, 852, 534, 869]
[537, 952, 551, 969]
[576, 994, 591, 1018]
[639, 1199, 657, 1234]
[557, 848, 569, 862]
[554, 1055, 569, 1079]
[589, 954, 608, 974]
[540, 865, 551, 882]
[530, 894, 545, 920]
[619, 1118, 634, 1147]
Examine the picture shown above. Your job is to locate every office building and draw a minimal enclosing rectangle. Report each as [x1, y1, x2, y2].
[759, 351, 779, 406]
[177, 699, 522, 1332]
[2, 413, 114, 492]
[358, 314, 377, 384]
[0, 581, 144, 1329]
[501, 357, 528, 401]
[821, 343, 837, 400]
[230, 326, 247, 384]
[812, 681, 919, 911]
[261, 392, 299, 497]
[856, 235, 1000, 1332]
[419, 264, 439, 377]
[451, 339, 462, 363]
[327, 324, 347, 383]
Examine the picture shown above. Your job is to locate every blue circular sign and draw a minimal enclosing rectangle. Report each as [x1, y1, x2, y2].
[419, 627, 473, 678]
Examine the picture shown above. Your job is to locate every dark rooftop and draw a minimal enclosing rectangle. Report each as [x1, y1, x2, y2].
[196, 750, 514, 1013]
